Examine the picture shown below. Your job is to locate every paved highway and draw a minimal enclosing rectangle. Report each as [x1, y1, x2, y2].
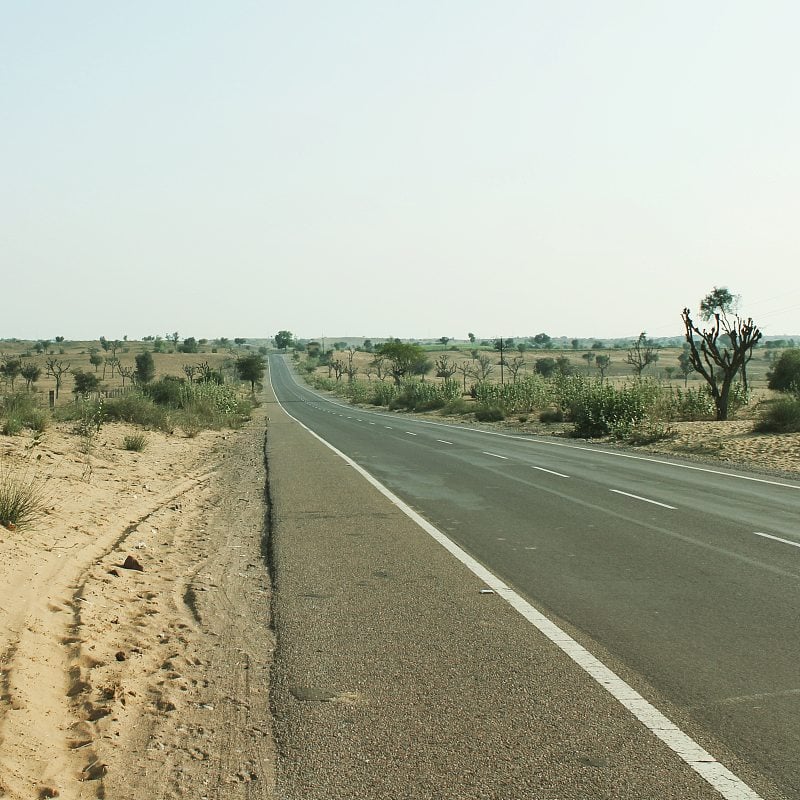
[268, 354, 800, 798]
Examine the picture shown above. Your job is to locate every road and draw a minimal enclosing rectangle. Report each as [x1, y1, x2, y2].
[268, 354, 800, 799]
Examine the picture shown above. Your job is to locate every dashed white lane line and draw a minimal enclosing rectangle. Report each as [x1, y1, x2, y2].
[406, 432, 417, 436]
[268, 376, 763, 800]
[483, 451, 509, 460]
[754, 531, 800, 549]
[436, 439, 453, 445]
[610, 489, 677, 510]
[532, 466, 570, 478]
[385, 426, 393, 429]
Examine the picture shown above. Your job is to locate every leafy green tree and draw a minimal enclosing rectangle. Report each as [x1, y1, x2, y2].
[534, 357, 557, 378]
[21, 362, 41, 390]
[767, 349, 800, 393]
[274, 330, 294, 351]
[1, 357, 22, 390]
[438, 336, 450, 348]
[179, 337, 199, 354]
[582, 351, 596, 373]
[234, 338, 247, 347]
[700, 286, 739, 321]
[236, 353, 265, 392]
[134, 351, 156, 384]
[677, 348, 693, 387]
[533, 333, 551, 348]
[72, 370, 100, 396]
[468, 332, 476, 343]
[89, 352, 103, 372]
[376, 341, 426, 385]
[595, 354, 611, 382]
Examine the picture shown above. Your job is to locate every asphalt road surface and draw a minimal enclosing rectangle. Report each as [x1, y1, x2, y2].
[267, 354, 800, 799]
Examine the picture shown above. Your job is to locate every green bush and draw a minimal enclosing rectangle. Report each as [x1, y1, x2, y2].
[103, 393, 171, 430]
[369, 382, 396, 406]
[767, 349, 800, 393]
[441, 397, 471, 415]
[2, 417, 22, 436]
[755, 397, 800, 433]
[569, 382, 648, 438]
[539, 408, 564, 423]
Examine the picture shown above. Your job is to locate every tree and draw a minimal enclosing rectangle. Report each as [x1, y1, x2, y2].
[412, 356, 433, 381]
[46, 358, 70, 399]
[0, 357, 22, 390]
[21, 362, 41, 390]
[767, 349, 800, 393]
[438, 336, 450, 348]
[595, 354, 611, 383]
[370, 354, 390, 382]
[677, 348, 692, 387]
[626, 332, 658, 377]
[700, 286, 739, 321]
[183, 364, 198, 384]
[534, 357, 557, 378]
[345, 348, 358, 383]
[505, 355, 525, 383]
[134, 351, 156, 384]
[118, 365, 134, 387]
[434, 355, 457, 380]
[533, 333, 551, 348]
[457, 360, 473, 392]
[236, 353, 265, 392]
[582, 351, 596, 374]
[179, 337, 199, 354]
[234, 338, 247, 347]
[468, 332, 476, 343]
[681, 305, 762, 420]
[274, 330, 294, 351]
[72, 370, 100, 396]
[376, 342, 426, 385]
[89, 352, 103, 372]
[470, 354, 494, 383]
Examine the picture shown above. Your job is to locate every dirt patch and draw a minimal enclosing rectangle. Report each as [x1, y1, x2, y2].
[0, 410, 274, 799]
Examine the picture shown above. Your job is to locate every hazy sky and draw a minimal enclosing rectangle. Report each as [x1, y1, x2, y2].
[3, 1, 799, 342]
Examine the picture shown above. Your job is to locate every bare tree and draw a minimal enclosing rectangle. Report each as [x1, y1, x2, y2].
[46, 358, 71, 399]
[434, 355, 457, 380]
[457, 360, 473, 393]
[183, 364, 198, 384]
[625, 332, 658, 377]
[21, 361, 41, 390]
[331, 358, 346, 382]
[370, 354, 390, 382]
[118, 365, 134, 387]
[346, 348, 358, 383]
[581, 351, 596, 374]
[681, 306, 761, 420]
[504, 355, 525, 383]
[470, 354, 494, 383]
[105, 356, 120, 379]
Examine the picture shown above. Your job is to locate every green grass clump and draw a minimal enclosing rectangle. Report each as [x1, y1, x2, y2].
[475, 406, 505, 422]
[122, 433, 148, 451]
[0, 463, 48, 531]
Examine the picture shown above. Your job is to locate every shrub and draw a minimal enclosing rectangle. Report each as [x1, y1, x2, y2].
[539, 408, 564, 423]
[0, 462, 48, 531]
[475, 406, 505, 422]
[569, 382, 648, 438]
[103, 393, 171, 431]
[369, 382, 396, 406]
[755, 397, 800, 433]
[767, 349, 800, 393]
[441, 397, 471, 415]
[2, 417, 22, 436]
[134, 351, 156, 384]
[123, 433, 148, 451]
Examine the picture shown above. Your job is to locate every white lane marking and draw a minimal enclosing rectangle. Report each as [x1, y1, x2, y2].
[369, 422, 376, 425]
[406, 432, 417, 436]
[268, 372, 763, 800]
[754, 531, 800, 549]
[436, 439, 453, 445]
[289, 375, 799, 491]
[610, 490, 677, 510]
[483, 451, 508, 460]
[385, 426, 393, 429]
[532, 466, 570, 478]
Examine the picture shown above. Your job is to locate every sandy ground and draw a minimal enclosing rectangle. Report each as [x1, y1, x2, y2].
[0, 409, 274, 799]
[0, 396, 797, 799]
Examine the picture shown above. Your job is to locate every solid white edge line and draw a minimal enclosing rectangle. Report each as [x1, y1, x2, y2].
[268, 362, 763, 800]
[532, 466, 570, 478]
[610, 489, 677, 510]
[754, 531, 800, 549]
